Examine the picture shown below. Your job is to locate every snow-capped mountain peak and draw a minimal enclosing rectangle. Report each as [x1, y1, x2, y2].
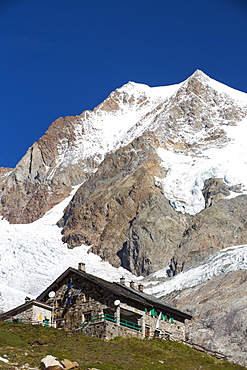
[1, 70, 247, 367]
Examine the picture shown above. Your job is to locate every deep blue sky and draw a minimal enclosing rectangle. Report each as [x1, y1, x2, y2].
[1, 0, 247, 168]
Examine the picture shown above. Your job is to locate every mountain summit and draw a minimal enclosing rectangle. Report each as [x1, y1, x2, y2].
[0, 71, 247, 366]
[1, 70, 247, 275]
[1, 70, 247, 224]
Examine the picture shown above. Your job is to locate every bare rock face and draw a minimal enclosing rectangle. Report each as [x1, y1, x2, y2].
[162, 270, 247, 367]
[170, 191, 247, 275]
[59, 133, 189, 276]
[202, 178, 231, 208]
[119, 192, 189, 275]
[0, 116, 87, 223]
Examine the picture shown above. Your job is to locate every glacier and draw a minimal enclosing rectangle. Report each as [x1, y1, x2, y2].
[144, 244, 247, 297]
[156, 116, 247, 215]
[1, 70, 247, 312]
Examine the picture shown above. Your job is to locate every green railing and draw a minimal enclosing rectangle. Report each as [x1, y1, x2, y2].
[82, 313, 115, 329]
[82, 313, 142, 332]
[104, 313, 116, 323]
[119, 318, 142, 331]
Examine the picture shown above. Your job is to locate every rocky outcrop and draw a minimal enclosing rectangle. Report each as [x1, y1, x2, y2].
[170, 192, 247, 274]
[161, 270, 247, 367]
[203, 178, 231, 208]
[59, 133, 189, 276]
[119, 192, 189, 275]
[0, 116, 85, 223]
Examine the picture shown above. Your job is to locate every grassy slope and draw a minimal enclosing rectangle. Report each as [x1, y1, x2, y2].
[0, 322, 245, 370]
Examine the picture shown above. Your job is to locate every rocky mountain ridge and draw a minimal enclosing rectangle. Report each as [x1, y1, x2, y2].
[0, 78, 175, 224]
[1, 70, 247, 275]
[2, 70, 247, 224]
[1, 70, 247, 366]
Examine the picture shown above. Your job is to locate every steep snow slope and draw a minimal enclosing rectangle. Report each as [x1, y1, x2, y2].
[155, 116, 247, 214]
[53, 70, 247, 173]
[55, 80, 183, 172]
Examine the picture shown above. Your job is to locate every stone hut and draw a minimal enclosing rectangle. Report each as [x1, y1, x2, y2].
[36, 264, 192, 341]
[0, 299, 52, 326]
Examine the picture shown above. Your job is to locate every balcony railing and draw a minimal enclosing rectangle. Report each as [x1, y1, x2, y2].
[82, 313, 142, 332]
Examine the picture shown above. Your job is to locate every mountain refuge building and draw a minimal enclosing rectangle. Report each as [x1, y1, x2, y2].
[1, 263, 192, 341]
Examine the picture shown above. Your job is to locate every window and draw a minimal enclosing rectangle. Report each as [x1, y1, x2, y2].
[83, 312, 91, 323]
[56, 299, 62, 308]
[154, 329, 160, 338]
[145, 326, 150, 337]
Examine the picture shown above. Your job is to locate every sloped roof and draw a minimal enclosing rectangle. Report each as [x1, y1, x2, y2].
[0, 300, 52, 320]
[36, 267, 192, 320]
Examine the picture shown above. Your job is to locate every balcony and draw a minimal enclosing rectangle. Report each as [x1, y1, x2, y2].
[82, 313, 142, 332]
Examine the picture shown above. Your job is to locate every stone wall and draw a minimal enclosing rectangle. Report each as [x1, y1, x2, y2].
[145, 314, 185, 341]
[46, 271, 185, 341]
[83, 320, 143, 340]
[51, 273, 114, 332]
[5, 303, 51, 325]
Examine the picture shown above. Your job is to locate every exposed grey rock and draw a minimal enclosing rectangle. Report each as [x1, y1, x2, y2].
[202, 178, 231, 208]
[119, 191, 189, 275]
[59, 133, 189, 276]
[170, 194, 247, 274]
[161, 270, 247, 367]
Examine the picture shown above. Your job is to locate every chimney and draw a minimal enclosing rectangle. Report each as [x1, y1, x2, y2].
[138, 284, 144, 292]
[120, 277, 125, 285]
[130, 281, 135, 289]
[78, 263, 86, 272]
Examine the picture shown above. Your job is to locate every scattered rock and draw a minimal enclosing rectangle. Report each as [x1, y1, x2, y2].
[40, 356, 79, 370]
[40, 355, 63, 370]
[61, 359, 79, 369]
[0, 355, 9, 363]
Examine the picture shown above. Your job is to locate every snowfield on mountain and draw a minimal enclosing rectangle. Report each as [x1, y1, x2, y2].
[0, 70, 247, 366]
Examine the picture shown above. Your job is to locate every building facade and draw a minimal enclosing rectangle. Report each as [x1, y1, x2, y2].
[0, 299, 52, 326]
[36, 264, 192, 341]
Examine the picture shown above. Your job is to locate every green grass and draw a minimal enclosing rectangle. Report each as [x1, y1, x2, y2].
[0, 321, 245, 370]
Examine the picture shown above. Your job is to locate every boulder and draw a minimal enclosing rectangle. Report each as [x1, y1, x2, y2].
[61, 359, 79, 369]
[40, 355, 63, 370]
